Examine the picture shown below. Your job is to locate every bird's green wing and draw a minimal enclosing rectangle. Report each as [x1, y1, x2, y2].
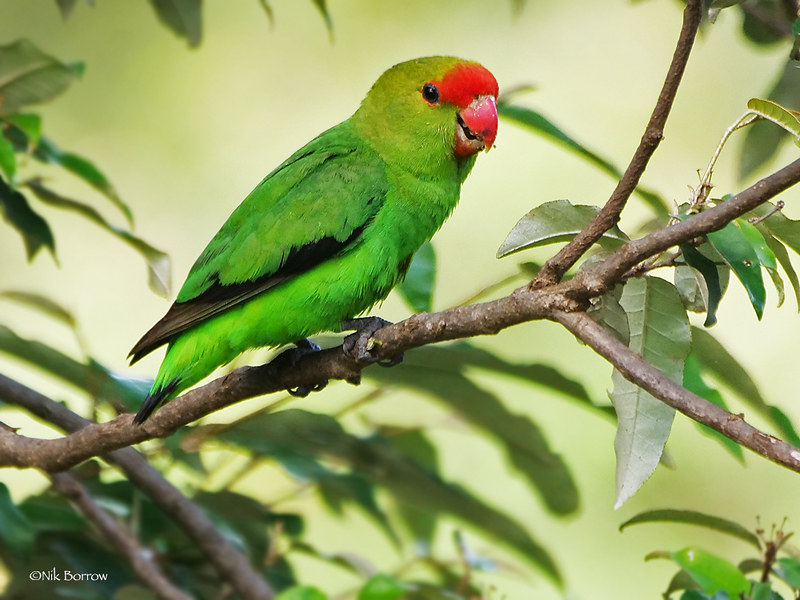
[129, 122, 387, 362]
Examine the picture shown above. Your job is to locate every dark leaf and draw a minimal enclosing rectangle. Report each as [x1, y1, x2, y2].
[682, 353, 745, 461]
[0, 324, 150, 410]
[707, 219, 766, 320]
[148, 0, 202, 47]
[681, 243, 723, 326]
[0, 39, 82, 115]
[691, 327, 800, 446]
[758, 226, 800, 310]
[216, 409, 561, 583]
[311, 0, 334, 34]
[0, 482, 35, 558]
[0, 175, 54, 260]
[33, 138, 133, 225]
[498, 103, 669, 215]
[611, 277, 689, 508]
[497, 199, 628, 258]
[398, 240, 435, 312]
[0, 130, 15, 182]
[55, 0, 78, 18]
[620, 508, 759, 548]
[26, 179, 170, 296]
[2, 113, 42, 146]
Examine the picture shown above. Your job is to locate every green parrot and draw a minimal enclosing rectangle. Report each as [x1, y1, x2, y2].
[129, 56, 499, 424]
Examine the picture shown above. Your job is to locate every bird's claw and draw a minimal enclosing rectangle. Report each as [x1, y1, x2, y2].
[341, 317, 404, 367]
[270, 338, 328, 396]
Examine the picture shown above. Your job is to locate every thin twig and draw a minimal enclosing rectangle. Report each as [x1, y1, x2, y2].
[534, 0, 703, 285]
[50, 472, 193, 600]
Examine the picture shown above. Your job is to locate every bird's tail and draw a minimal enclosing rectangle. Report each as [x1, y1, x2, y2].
[133, 379, 179, 425]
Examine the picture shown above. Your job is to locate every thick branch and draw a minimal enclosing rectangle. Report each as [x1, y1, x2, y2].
[50, 472, 193, 600]
[0, 374, 274, 600]
[534, 0, 703, 284]
[553, 311, 800, 473]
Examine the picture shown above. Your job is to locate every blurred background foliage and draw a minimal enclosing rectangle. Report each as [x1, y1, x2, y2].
[3, 0, 800, 598]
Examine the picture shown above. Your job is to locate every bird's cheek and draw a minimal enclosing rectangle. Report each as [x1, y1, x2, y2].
[454, 95, 498, 157]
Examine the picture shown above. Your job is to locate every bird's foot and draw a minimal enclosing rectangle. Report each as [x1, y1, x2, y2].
[270, 338, 329, 397]
[341, 317, 404, 367]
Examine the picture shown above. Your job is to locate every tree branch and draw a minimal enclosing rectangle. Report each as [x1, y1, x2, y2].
[0, 374, 275, 600]
[534, 0, 703, 285]
[49, 472, 193, 600]
[552, 310, 800, 473]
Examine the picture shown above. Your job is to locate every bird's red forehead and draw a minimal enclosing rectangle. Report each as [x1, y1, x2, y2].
[430, 63, 499, 108]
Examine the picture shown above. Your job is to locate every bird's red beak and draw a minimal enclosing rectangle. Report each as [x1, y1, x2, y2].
[455, 95, 498, 157]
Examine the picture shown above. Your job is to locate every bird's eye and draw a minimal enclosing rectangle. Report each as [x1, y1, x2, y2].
[421, 83, 440, 104]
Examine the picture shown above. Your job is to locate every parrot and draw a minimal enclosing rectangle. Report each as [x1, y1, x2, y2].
[129, 55, 499, 424]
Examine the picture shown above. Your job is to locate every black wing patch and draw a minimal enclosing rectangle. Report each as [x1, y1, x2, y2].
[128, 223, 367, 364]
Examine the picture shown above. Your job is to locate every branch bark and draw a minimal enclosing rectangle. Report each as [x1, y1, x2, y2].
[49, 472, 193, 600]
[534, 0, 703, 285]
[0, 374, 275, 600]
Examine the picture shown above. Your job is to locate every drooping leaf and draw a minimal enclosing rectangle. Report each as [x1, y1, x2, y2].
[610, 277, 690, 508]
[148, 0, 202, 47]
[311, 0, 334, 35]
[26, 179, 170, 296]
[397, 240, 435, 312]
[2, 113, 42, 147]
[758, 225, 800, 310]
[498, 103, 669, 215]
[33, 137, 132, 225]
[738, 217, 784, 307]
[668, 547, 749, 597]
[748, 98, 800, 143]
[258, 0, 274, 25]
[54, 0, 79, 19]
[497, 199, 629, 258]
[707, 218, 766, 320]
[680, 243, 723, 326]
[682, 353, 744, 461]
[0, 482, 35, 558]
[0, 175, 54, 260]
[0, 39, 82, 115]
[620, 508, 759, 548]
[216, 409, 562, 583]
[0, 290, 77, 330]
[691, 327, 800, 446]
[369, 352, 580, 516]
[0, 325, 149, 410]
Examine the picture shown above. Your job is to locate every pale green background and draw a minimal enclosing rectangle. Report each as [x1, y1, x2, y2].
[2, 1, 800, 598]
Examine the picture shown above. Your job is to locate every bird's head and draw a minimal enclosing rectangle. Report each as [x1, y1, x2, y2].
[353, 56, 499, 176]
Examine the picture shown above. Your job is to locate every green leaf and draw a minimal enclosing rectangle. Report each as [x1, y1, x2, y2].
[750, 581, 779, 600]
[497, 199, 629, 258]
[740, 62, 800, 178]
[217, 409, 562, 584]
[398, 240, 435, 312]
[610, 277, 690, 508]
[358, 574, 407, 600]
[0, 39, 82, 115]
[691, 326, 800, 446]
[0, 130, 15, 182]
[311, 0, 334, 35]
[759, 227, 800, 311]
[498, 103, 669, 215]
[747, 98, 800, 143]
[738, 216, 784, 306]
[669, 547, 749, 596]
[682, 354, 744, 461]
[0, 290, 77, 329]
[0, 324, 149, 410]
[0, 175, 54, 260]
[34, 137, 133, 225]
[775, 557, 800, 587]
[2, 113, 42, 146]
[26, 180, 170, 296]
[680, 243, 723, 326]
[707, 219, 766, 320]
[55, 0, 79, 19]
[0, 482, 35, 558]
[148, 0, 202, 47]
[275, 586, 327, 600]
[620, 508, 759, 548]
